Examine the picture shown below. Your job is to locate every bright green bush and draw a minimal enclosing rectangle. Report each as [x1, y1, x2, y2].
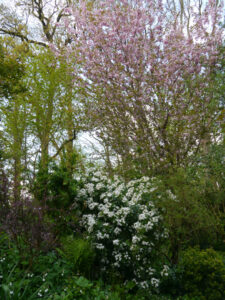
[58, 236, 95, 277]
[33, 159, 78, 210]
[177, 247, 225, 300]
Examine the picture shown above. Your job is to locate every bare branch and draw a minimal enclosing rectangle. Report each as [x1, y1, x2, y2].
[51, 134, 76, 159]
[0, 28, 48, 47]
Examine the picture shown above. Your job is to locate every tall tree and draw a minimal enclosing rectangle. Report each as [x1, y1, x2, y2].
[0, 1, 84, 199]
[0, 0, 71, 46]
[0, 0, 80, 161]
[63, 0, 224, 177]
[0, 37, 28, 201]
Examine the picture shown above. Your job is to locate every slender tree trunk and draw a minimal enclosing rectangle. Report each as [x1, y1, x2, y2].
[65, 93, 75, 175]
[13, 156, 21, 201]
[12, 101, 23, 202]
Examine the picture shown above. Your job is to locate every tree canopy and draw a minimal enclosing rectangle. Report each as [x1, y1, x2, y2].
[62, 0, 224, 176]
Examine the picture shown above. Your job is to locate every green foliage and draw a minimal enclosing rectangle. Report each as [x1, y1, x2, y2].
[0, 233, 72, 300]
[33, 158, 78, 209]
[48, 276, 120, 300]
[47, 161, 78, 210]
[177, 248, 225, 300]
[0, 39, 25, 98]
[0, 233, 155, 300]
[58, 236, 95, 277]
[47, 276, 157, 300]
[32, 158, 82, 237]
[191, 144, 225, 213]
[156, 150, 225, 263]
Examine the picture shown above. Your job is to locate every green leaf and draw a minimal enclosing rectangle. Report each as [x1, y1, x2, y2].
[75, 276, 93, 288]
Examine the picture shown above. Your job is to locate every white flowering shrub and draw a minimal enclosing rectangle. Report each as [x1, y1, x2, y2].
[76, 169, 169, 290]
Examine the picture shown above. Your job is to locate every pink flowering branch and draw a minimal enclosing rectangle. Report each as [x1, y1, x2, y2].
[62, 0, 224, 174]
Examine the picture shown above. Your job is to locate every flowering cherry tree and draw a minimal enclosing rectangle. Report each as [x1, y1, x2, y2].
[63, 0, 224, 175]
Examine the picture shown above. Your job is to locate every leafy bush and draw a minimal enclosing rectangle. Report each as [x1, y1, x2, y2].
[0, 198, 57, 256]
[32, 159, 81, 237]
[75, 170, 169, 290]
[157, 166, 225, 263]
[33, 159, 78, 210]
[177, 247, 225, 300]
[0, 234, 158, 300]
[58, 235, 95, 277]
[48, 276, 121, 300]
[48, 276, 158, 300]
[0, 233, 72, 299]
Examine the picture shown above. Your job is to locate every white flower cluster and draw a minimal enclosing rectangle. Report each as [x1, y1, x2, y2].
[77, 170, 169, 290]
[0, 257, 6, 263]
[38, 288, 49, 298]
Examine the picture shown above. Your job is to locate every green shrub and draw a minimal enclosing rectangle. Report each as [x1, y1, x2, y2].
[33, 159, 78, 210]
[48, 276, 121, 300]
[157, 166, 225, 264]
[58, 236, 95, 277]
[177, 247, 225, 300]
[0, 233, 72, 299]
[48, 276, 158, 300]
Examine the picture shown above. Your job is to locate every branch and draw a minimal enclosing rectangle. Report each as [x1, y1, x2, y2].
[51, 135, 76, 159]
[161, 112, 170, 131]
[0, 28, 48, 47]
